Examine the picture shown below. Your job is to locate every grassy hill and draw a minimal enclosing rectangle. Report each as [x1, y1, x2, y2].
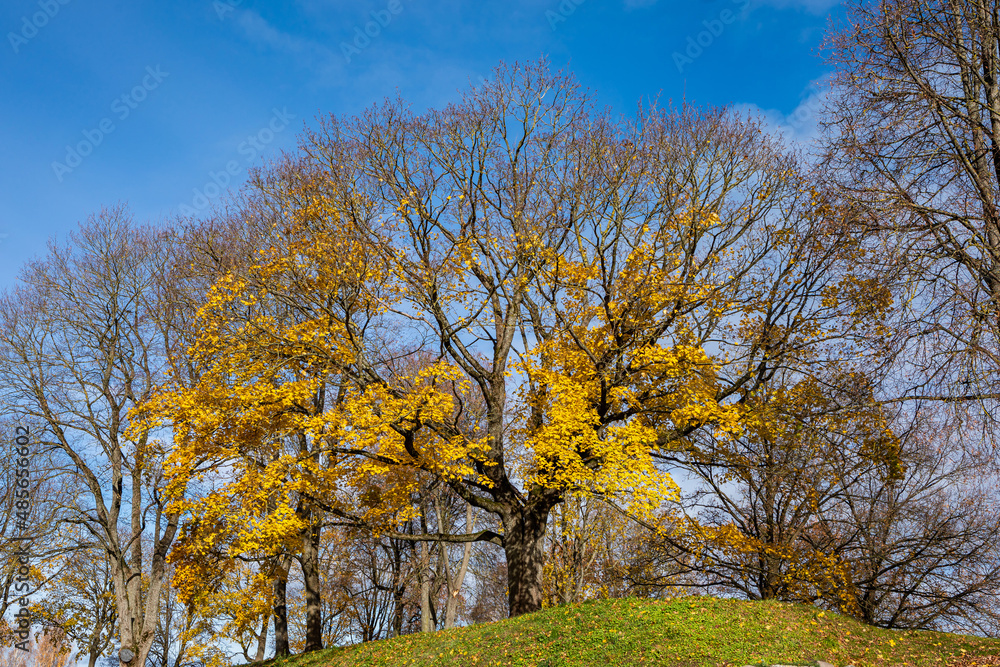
[262, 596, 1000, 667]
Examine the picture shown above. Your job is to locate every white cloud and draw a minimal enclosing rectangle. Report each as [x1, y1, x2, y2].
[230, 10, 344, 88]
[237, 10, 338, 63]
[734, 79, 831, 148]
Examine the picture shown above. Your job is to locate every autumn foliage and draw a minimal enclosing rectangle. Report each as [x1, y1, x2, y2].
[6, 15, 1000, 663]
[124, 59, 915, 634]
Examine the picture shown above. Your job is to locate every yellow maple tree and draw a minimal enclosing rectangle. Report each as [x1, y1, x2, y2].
[135, 61, 899, 624]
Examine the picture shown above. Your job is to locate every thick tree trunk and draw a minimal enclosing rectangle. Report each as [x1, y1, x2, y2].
[113, 528, 177, 667]
[300, 519, 324, 652]
[113, 563, 163, 667]
[503, 506, 551, 617]
[272, 556, 291, 657]
[756, 552, 781, 600]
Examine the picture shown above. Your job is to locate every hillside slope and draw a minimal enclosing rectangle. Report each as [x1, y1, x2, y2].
[259, 596, 1000, 667]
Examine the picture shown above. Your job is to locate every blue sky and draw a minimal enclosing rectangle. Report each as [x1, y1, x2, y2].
[0, 0, 842, 288]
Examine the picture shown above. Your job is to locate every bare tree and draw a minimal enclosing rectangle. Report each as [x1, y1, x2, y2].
[146, 563, 222, 667]
[813, 404, 1000, 633]
[0, 206, 184, 667]
[466, 544, 508, 625]
[825, 0, 1000, 416]
[31, 547, 118, 667]
[0, 426, 67, 648]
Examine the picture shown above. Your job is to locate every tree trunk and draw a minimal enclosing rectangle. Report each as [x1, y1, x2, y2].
[419, 540, 433, 632]
[159, 589, 173, 667]
[503, 505, 551, 617]
[390, 539, 406, 638]
[300, 517, 324, 652]
[253, 612, 270, 662]
[114, 571, 159, 667]
[444, 504, 473, 629]
[272, 556, 291, 657]
[113, 536, 175, 667]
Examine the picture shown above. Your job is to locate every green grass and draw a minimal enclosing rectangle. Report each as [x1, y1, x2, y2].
[259, 596, 1000, 667]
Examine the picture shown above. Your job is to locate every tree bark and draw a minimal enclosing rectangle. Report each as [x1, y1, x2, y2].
[419, 539, 433, 632]
[503, 505, 552, 617]
[272, 556, 291, 657]
[300, 516, 324, 652]
[253, 612, 270, 662]
[444, 504, 473, 629]
[114, 490, 179, 667]
[390, 539, 406, 638]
